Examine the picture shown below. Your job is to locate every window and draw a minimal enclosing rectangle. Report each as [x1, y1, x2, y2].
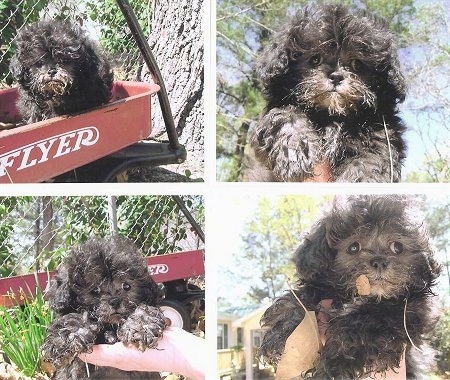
[251, 329, 263, 348]
[217, 323, 228, 349]
[237, 327, 243, 345]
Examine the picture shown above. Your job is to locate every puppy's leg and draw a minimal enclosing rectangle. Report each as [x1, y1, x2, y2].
[259, 291, 311, 366]
[251, 106, 321, 181]
[117, 304, 167, 351]
[312, 306, 405, 379]
[334, 128, 402, 182]
[41, 312, 99, 366]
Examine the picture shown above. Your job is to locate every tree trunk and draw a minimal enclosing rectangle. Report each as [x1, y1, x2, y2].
[141, 0, 204, 179]
[34, 196, 54, 271]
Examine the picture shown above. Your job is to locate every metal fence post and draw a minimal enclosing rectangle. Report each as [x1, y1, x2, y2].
[108, 196, 118, 236]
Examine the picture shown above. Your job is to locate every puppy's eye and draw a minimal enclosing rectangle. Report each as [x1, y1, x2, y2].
[309, 54, 323, 67]
[290, 51, 302, 60]
[91, 287, 101, 295]
[351, 59, 362, 72]
[347, 242, 361, 254]
[389, 241, 403, 254]
[122, 283, 131, 291]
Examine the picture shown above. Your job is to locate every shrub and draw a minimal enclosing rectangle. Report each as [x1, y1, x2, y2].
[0, 285, 53, 377]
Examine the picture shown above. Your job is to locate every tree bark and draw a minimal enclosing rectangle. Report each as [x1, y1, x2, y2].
[141, 0, 204, 179]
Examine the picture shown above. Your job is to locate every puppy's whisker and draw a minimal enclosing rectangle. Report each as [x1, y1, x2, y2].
[403, 298, 424, 353]
[382, 114, 395, 183]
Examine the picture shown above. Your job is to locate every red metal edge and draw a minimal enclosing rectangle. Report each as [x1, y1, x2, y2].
[0, 249, 204, 307]
[146, 250, 205, 282]
[0, 81, 160, 183]
[0, 81, 160, 132]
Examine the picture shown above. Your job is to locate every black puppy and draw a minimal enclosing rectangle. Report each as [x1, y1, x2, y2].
[10, 20, 113, 123]
[260, 195, 441, 379]
[249, 5, 407, 182]
[41, 237, 166, 380]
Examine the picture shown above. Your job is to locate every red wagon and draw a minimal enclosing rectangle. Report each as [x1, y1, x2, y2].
[0, 0, 186, 183]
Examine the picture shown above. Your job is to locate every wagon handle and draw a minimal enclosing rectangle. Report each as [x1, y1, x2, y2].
[115, 0, 181, 152]
[172, 195, 205, 244]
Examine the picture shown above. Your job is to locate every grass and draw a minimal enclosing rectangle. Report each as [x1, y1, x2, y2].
[0, 283, 53, 377]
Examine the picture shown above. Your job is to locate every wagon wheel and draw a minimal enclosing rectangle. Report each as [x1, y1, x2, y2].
[159, 299, 191, 331]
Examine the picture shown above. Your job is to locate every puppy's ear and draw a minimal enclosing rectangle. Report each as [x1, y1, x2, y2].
[257, 39, 290, 90]
[293, 220, 336, 282]
[9, 53, 25, 82]
[426, 251, 442, 282]
[47, 265, 75, 314]
[386, 59, 407, 103]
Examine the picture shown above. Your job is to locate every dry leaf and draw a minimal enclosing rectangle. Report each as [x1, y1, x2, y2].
[356, 274, 371, 296]
[276, 311, 320, 380]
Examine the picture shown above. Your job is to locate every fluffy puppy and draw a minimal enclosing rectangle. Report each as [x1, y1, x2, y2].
[249, 4, 407, 182]
[41, 237, 166, 380]
[260, 195, 441, 379]
[10, 20, 113, 123]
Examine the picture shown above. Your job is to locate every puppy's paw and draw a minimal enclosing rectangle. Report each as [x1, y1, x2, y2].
[118, 305, 167, 351]
[253, 106, 320, 181]
[41, 313, 98, 366]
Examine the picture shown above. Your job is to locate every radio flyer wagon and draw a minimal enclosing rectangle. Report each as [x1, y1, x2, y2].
[0, 0, 186, 183]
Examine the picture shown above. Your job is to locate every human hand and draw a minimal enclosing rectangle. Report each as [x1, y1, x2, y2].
[303, 160, 332, 182]
[79, 327, 205, 380]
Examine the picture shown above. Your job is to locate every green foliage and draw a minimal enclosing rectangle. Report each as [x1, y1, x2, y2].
[85, 0, 151, 79]
[217, 0, 295, 181]
[0, 197, 33, 276]
[0, 199, 16, 277]
[60, 197, 109, 246]
[0, 196, 201, 276]
[0, 0, 48, 84]
[0, 285, 53, 377]
[363, 0, 415, 40]
[86, 0, 151, 54]
[406, 156, 450, 183]
[237, 195, 330, 303]
[431, 308, 450, 373]
[117, 196, 185, 254]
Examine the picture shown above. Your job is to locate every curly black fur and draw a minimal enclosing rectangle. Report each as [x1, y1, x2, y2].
[41, 236, 166, 380]
[248, 4, 407, 182]
[10, 20, 113, 123]
[260, 195, 441, 379]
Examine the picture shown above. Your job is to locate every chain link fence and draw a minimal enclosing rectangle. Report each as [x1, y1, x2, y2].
[0, 195, 204, 278]
[0, 0, 151, 88]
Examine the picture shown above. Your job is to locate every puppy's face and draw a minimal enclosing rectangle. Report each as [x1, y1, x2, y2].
[259, 5, 406, 116]
[290, 46, 377, 116]
[49, 238, 158, 324]
[70, 258, 153, 324]
[10, 21, 94, 98]
[331, 228, 433, 299]
[324, 196, 441, 300]
[24, 46, 78, 97]
[285, 12, 390, 117]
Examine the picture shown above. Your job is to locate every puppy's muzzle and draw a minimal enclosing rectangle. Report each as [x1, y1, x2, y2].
[41, 67, 72, 96]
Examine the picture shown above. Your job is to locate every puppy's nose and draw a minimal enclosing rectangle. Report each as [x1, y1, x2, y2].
[329, 72, 344, 86]
[370, 256, 389, 271]
[109, 298, 121, 308]
[47, 67, 57, 76]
